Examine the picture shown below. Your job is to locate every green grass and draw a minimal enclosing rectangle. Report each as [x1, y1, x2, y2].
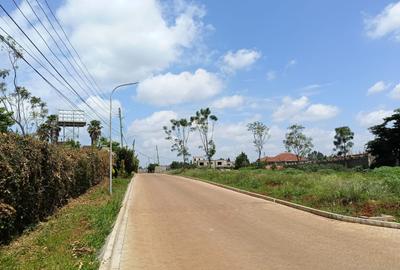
[0, 178, 130, 270]
[173, 167, 400, 222]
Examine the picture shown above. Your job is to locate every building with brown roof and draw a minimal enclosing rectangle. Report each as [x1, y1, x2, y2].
[259, 152, 304, 165]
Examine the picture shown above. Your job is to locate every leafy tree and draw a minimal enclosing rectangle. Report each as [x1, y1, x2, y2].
[36, 114, 60, 143]
[98, 136, 120, 150]
[163, 118, 192, 165]
[283, 124, 313, 161]
[0, 107, 14, 132]
[191, 108, 218, 167]
[333, 126, 354, 166]
[0, 35, 47, 135]
[234, 152, 250, 169]
[247, 121, 270, 164]
[367, 109, 400, 167]
[116, 147, 138, 176]
[87, 120, 102, 146]
[147, 163, 158, 173]
[308, 151, 326, 161]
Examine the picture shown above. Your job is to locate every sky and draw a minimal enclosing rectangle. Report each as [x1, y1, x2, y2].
[1, 0, 400, 166]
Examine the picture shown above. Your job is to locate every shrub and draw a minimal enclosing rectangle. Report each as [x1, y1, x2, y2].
[0, 133, 108, 243]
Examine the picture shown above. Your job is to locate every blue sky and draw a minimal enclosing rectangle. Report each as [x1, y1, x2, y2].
[1, 0, 400, 165]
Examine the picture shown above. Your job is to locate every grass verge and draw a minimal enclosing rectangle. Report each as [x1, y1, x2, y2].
[0, 178, 130, 270]
[172, 167, 400, 222]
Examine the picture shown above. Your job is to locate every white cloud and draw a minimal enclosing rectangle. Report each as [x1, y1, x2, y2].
[127, 110, 179, 164]
[367, 81, 388, 95]
[57, 0, 208, 86]
[211, 95, 244, 109]
[272, 96, 339, 122]
[284, 59, 297, 71]
[129, 110, 177, 137]
[266, 70, 276, 81]
[356, 109, 393, 127]
[365, 2, 400, 41]
[136, 69, 223, 106]
[389, 83, 400, 99]
[221, 49, 261, 73]
[301, 104, 340, 122]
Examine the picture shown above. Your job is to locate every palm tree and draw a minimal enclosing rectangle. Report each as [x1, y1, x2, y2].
[36, 114, 60, 144]
[87, 120, 102, 146]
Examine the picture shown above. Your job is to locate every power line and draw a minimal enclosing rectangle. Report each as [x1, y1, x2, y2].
[11, 0, 109, 114]
[0, 30, 82, 115]
[42, 0, 107, 99]
[0, 3, 110, 127]
[31, 0, 109, 104]
[0, 26, 106, 126]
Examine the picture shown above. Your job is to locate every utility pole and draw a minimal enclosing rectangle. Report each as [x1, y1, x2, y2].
[118, 107, 123, 148]
[156, 145, 160, 165]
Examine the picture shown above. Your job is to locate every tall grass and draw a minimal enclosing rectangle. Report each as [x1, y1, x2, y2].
[175, 167, 400, 221]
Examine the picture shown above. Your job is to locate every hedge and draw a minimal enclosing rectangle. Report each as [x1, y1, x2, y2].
[0, 133, 108, 243]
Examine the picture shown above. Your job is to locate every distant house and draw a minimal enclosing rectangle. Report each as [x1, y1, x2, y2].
[260, 152, 304, 165]
[193, 156, 234, 169]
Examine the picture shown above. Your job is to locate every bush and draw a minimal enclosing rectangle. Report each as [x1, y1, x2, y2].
[0, 133, 108, 243]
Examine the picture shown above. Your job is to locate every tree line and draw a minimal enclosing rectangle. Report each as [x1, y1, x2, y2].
[163, 106, 400, 169]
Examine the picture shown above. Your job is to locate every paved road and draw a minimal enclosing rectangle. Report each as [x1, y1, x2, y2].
[118, 174, 400, 270]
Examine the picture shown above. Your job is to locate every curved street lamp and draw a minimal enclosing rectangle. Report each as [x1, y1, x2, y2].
[109, 82, 139, 195]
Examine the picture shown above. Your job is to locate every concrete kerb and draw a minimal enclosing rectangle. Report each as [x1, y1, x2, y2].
[99, 175, 135, 270]
[174, 174, 400, 230]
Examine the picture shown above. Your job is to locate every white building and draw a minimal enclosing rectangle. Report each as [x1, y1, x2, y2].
[193, 156, 234, 169]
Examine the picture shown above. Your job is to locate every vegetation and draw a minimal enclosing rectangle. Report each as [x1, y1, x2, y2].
[0, 178, 130, 270]
[87, 120, 102, 146]
[37, 114, 61, 143]
[247, 121, 270, 164]
[163, 118, 192, 165]
[174, 167, 400, 222]
[191, 108, 218, 167]
[0, 133, 108, 243]
[115, 147, 138, 176]
[307, 150, 326, 161]
[234, 152, 250, 169]
[147, 163, 158, 173]
[283, 124, 313, 161]
[0, 36, 48, 135]
[97, 137, 139, 176]
[0, 107, 14, 132]
[367, 109, 400, 167]
[333, 126, 354, 166]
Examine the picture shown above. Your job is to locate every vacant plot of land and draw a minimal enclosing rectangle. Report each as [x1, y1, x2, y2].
[0, 178, 130, 270]
[174, 167, 400, 222]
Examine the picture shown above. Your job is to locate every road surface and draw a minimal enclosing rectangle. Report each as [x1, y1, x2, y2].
[118, 174, 400, 270]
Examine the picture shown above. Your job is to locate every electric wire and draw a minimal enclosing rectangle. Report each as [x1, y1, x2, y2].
[1, 3, 110, 127]
[29, 0, 109, 107]
[42, 0, 107, 99]
[0, 25, 107, 126]
[12, 0, 109, 114]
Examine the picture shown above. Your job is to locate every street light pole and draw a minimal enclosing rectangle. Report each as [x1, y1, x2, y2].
[109, 82, 138, 195]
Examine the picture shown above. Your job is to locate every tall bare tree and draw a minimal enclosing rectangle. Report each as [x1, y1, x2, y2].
[0, 35, 47, 135]
[163, 118, 192, 165]
[333, 126, 354, 167]
[247, 121, 270, 164]
[191, 108, 218, 167]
